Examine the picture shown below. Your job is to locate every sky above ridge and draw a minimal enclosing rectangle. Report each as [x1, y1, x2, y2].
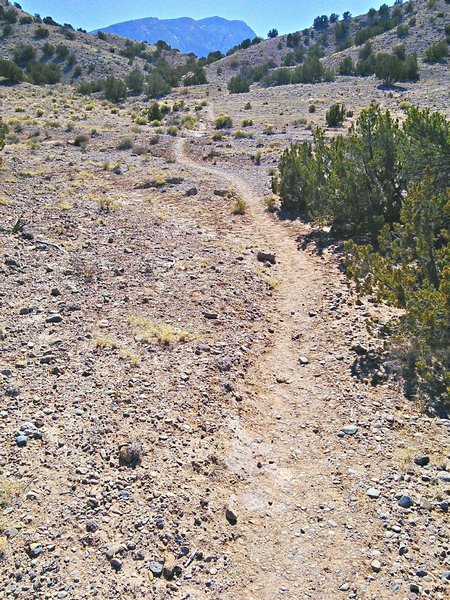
[19, 1, 381, 36]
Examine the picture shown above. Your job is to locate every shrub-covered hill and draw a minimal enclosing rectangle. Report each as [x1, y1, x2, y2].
[0, 0, 188, 85]
[206, 0, 449, 85]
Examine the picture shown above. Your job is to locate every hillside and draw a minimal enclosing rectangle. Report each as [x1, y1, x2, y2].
[0, 0, 187, 84]
[93, 16, 257, 58]
[206, 0, 449, 83]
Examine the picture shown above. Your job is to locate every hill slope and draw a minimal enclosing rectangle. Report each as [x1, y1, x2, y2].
[0, 0, 187, 84]
[206, 0, 449, 83]
[93, 16, 256, 57]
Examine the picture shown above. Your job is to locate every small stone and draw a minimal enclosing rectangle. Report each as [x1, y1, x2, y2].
[339, 583, 350, 592]
[149, 562, 163, 577]
[367, 488, 381, 499]
[416, 569, 427, 578]
[51, 288, 61, 297]
[414, 456, 430, 467]
[203, 311, 218, 320]
[16, 435, 28, 447]
[399, 545, 408, 555]
[398, 495, 414, 509]
[441, 571, 450, 581]
[110, 558, 122, 571]
[436, 471, 450, 482]
[225, 508, 237, 525]
[163, 554, 175, 580]
[371, 559, 382, 573]
[299, 356, 309, 365]
[257, 250, 276, 265]
[419, 498, 432, 511]
[86, 520, 99, 533]
[342, 425, 358, 435]
[46, 314, 63, 324]
[410, 583, 420, 593]
[185, 187, 198, 197]
[28, 544, 43, 558]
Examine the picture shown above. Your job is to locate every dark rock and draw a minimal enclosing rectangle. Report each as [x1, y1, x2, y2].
[46, 314, 63, 324]
[414, 456, 430, 467]
[110, 558, 122, 571]
[225, 508, 237, 525]
[166, 177, 184, 185]
[149, 562, 163, 577]
[16, 435, 28, 447]
[27, 544, 43, 558]
[398, 495, 414, 509]
[185, 187, 198, 197]
[203, 311, 218, 320]
[86, 520, 99, 533]
[257, 250, 276, 265]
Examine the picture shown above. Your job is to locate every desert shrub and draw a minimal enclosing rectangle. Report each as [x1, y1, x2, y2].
[423, 40, 448, 63]
[326, 103, 345, 127]
[20, 15, 33, 24]
[345, 178, 449, 411]
[0, 58, 24, 82]
[34, 26, 49, 38]
[145, 71, 171, 98]
[167, 125, 178, 136]
[228, 75, 250, 93]
[42, 42, 54, 57]
[374, 51, 418, 85]
[55, 43, 69, 59]
[241, 118, 253, 127]
[125, 69, 144, 94]
[26, 62, 61, 84]
[339, 56, 355, 75]
[182, 115, 196, 129]
[396, 23, 409, 37]
[232, 196, 247, 214]
[74, 134, 89, 147]
[104, 76, 127, 102]
[117, 137, 133, 150]
[13, 44, 36, 67]
[215, 114, 232, 129]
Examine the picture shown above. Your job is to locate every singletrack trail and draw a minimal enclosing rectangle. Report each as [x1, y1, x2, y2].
[174, 110, 392, 599]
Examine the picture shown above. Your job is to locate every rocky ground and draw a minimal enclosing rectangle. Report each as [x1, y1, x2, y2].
[1, 75, 449, 600]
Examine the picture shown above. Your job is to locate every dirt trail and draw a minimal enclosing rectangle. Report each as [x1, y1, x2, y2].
[175, 115, 387, 598]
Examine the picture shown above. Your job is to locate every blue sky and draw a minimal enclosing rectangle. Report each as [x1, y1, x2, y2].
[19, 1, 380, 35]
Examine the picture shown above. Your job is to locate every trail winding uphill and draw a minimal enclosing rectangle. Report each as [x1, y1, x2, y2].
[172, 109, 422, 599]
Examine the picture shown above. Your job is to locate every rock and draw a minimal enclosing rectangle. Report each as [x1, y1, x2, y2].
[342, 425, 358, 436]
[119, 442, 142, 466]
[166, 177, 184, 185]
[213, 189, 228, 197]
[185, 187, 198, 197]
[163, 553, 175, 580]
[51, 288, 61, 297]
[16, 435, 28, 447]
[149, 562, 163, 577]
[27, 544, 43, 558]
[441, 571, 450, 581]
[367, 488, 381, 499]
[299, 356, 309, 365]
[436, 471, 450, 482]
[257, 250, 276, 265]
[46, 314, 63, 324]
[110, 558, 122, 571]
[398, 495, 414, 509]
[5, 386, 20, 397]
[21, 228, 34, 240]
[371, 559, 382, 573]
[339, 583, 351, 591]
[225, 508, 237, 525]
[86, 520, 99, 533]
[399, 545, 408, 555]
[351, 344, 368, 355]
[416, 569, 427, 578]
[216, 357, 232, 372]
[414, 456, 430, 467]
[419, 497, 432, 511]
[203, 311, 218, 320]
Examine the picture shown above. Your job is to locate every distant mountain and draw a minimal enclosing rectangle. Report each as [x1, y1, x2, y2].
[92, 16, 257, 57]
